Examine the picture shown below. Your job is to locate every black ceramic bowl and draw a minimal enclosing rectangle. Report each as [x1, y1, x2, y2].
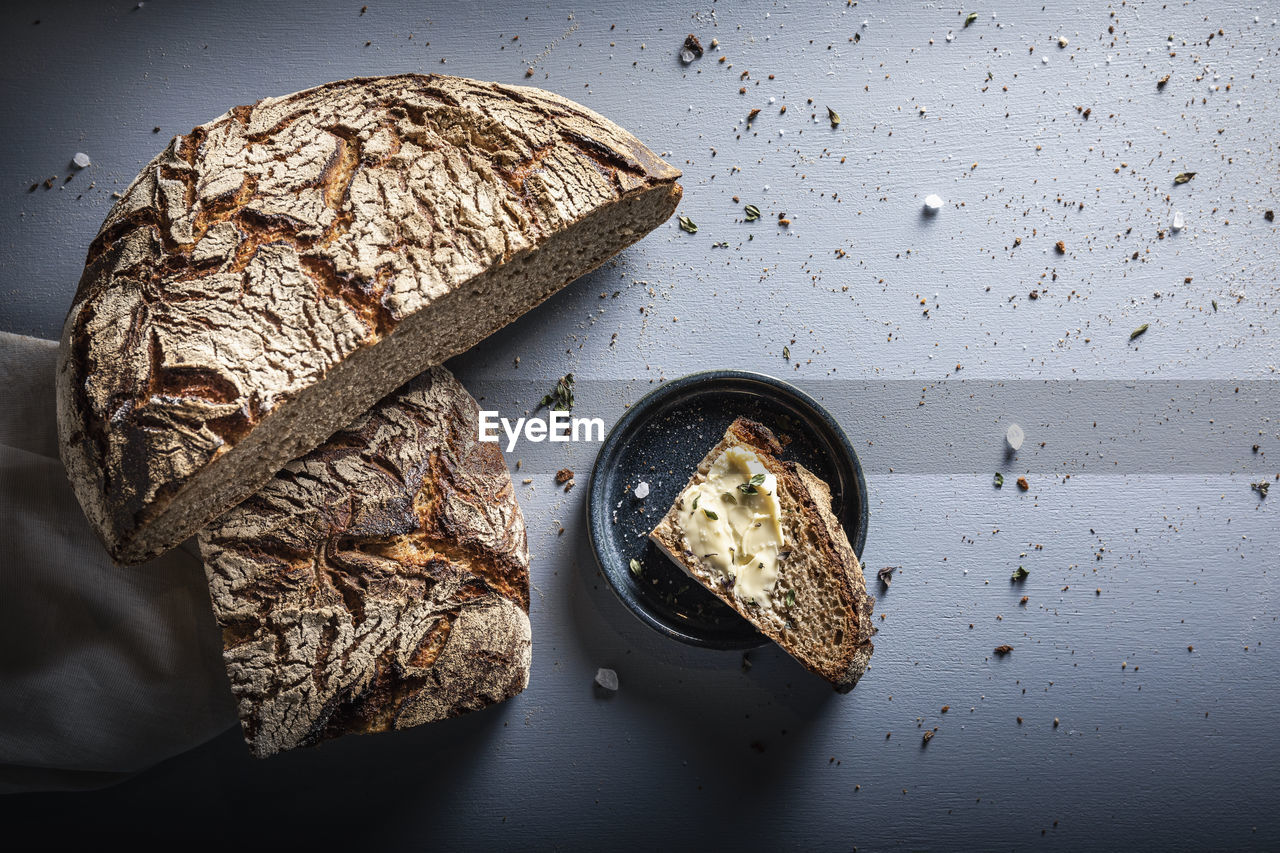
[586, 371, 869, 649]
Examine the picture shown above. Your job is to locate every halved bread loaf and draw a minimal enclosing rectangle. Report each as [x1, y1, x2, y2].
[57, 74, 681, 564]
[649, 418, 875, 692]
[198, 366, 530, 758]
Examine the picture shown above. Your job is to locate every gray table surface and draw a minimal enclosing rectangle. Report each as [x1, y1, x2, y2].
[2, 0, 1278, 849]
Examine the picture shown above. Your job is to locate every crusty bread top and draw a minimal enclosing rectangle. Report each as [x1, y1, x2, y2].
[650, 417, 875, 692]
[56, 74, 681, 563]
[198, 366, 530, 757]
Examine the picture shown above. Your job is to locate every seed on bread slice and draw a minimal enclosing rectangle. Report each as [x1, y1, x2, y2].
[649, 417, 875, 692]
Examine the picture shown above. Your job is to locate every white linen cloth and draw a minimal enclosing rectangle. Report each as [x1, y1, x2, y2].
[0, 332, 236, 794]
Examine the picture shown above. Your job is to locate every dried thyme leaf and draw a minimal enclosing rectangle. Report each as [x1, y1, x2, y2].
[744, 203, 761, 221]
[538, 373, 575, 411]
[737, 473, 767, 495]
[678, 215, 698, 234]
[964, 12, 978, 27]
[827, 106, 841, 127]
[1211, 300, 1218, 312]
[1173, 172, 1196, 185]
[702, 508, 719, 521]
[1129, 323, 1149, 341]
[782, 345, 791, 360]
[785, 589, 796, 608]
[1253, 481, 1270, 498]
[629, 558, 643, 576]
[1011, 566, 1029, 582]
[993, 472, 1004, 488]
[692, 495, 699, 510]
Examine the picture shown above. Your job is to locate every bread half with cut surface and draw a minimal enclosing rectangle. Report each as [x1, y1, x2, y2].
[57, 73, 682, 564]
[198, 366, 530, 758]
[649, 417, 875, 692]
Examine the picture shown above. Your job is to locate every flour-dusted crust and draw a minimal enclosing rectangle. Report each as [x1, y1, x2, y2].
[198, 367, 530, 758]
[650, 418, 875, 692]
[57, 74, 682, 563]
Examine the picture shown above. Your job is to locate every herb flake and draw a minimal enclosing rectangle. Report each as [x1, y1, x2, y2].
[702, 508, 719, 521]
[1173, 172, 1196, 185]
[678, 215, 698, 234]
[744, 204, 761, 221]
[629, 558, 643, 577]
[782, 345, 791, 360]
[737, 472, 767, 495]
[1130, 323, 1149, 341]
[785, 589, 796, 608]
[538, 373, 575, 411]
[827, 106, 841, 128]
[1011, 566, 1029, 582]
[993, 472, 1004, 488]
[964, 12, 978, 27]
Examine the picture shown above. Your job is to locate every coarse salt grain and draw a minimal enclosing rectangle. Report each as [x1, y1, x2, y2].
[594, 668, 619, 691]
[1006, 423, 1025, 451]
[634, 481, 650, 499]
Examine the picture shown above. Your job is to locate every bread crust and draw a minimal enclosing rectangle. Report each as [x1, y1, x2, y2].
[197, 366, 530, 757]
[57, 74, 681, 563]
[650, 417, 875, 692]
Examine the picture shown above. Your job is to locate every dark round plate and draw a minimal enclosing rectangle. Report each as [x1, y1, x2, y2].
[586, 370, 869, 649]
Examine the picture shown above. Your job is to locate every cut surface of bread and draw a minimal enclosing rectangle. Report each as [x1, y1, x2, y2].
[197, 366, 530, 758]
[650, 417, 875, 692]
[57, 74, 681, 564]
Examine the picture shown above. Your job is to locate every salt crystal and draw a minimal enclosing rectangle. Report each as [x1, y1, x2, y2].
[1006, 423, 1025, 451]
[945, 32, 954, 42]
[1171, 211, 1185, 232]
[595, 667, 619, 691]
[923, 194, 944, 212]
[1058, 36, 1069, 48]
[680, 47, 696, 64]
[634, 481, 650, 499]
[72, 152, 91, 169]
[1041, 56, 1049, 64]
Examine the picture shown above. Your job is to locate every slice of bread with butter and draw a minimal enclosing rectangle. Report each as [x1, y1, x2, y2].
[649, 417, 875, 691]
